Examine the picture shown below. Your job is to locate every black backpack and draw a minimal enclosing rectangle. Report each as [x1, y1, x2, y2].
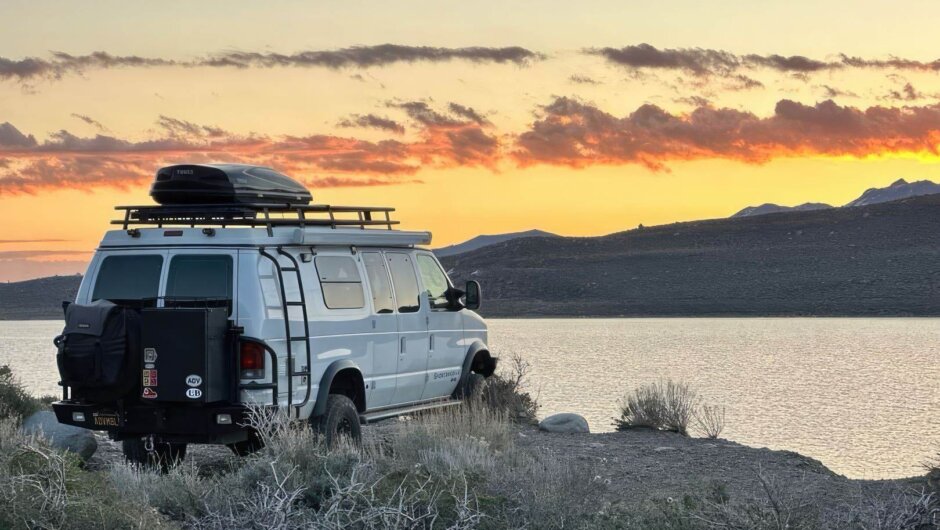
[55, 300, 141, 402]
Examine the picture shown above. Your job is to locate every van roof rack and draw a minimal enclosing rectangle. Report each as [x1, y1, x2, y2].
[114, 203, 398, 236]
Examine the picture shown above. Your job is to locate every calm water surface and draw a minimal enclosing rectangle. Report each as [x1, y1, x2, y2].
[2, 318, 938, 479]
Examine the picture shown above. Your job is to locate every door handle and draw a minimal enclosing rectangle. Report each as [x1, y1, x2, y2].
[400, 336, 406, 354]
[429, 334, 435, 352]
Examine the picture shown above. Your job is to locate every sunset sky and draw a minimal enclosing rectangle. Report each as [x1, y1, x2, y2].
[4, 0, 940, 281]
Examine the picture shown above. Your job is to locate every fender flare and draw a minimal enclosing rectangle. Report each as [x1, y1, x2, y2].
[312, 360, 364, 417]
[454, 342, 497, 398]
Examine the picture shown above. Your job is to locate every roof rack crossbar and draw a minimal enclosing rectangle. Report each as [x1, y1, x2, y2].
[113, 203, 399, 233]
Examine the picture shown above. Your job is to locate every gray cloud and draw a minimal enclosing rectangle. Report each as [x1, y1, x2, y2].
[568, 74, 600, 85]
[156, 115, 227, 138]
[588, 44, 740, 75]
[337, 114, 406, 134]
[71, 113, 107, 131]
[817, 85, 858, 98]
[743, 53, 830, 72]
[205, 45, 542, 69]
[589, 43, 940, 79]
[884, 82, 923, 101]
[0, 45, 541, 84]
[447, 103, 490, 126]
[0, 122, 38, 148]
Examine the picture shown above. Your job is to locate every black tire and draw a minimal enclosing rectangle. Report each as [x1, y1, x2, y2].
[458, 373, 486, 400]
[122, 438, 187, 470]
[226, 431, 264, 457]
[311, 394, 361, 447]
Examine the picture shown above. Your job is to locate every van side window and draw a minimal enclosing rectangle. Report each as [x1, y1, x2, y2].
[315, 256, 365, 309]
[417, 254, 450, 310]
[362, 252, 395, 314]
[92, 255, 163, 302]
[165, 255, 234, 312]
[386, 253, 420, 313]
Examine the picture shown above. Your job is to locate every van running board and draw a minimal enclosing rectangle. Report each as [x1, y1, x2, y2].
[359, 399, 462, 424]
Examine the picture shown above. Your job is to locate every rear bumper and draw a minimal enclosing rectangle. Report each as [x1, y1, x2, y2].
[52, 401, 254, 444]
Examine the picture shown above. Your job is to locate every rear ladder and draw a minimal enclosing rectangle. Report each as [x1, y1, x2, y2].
[259, 247, 313, 418]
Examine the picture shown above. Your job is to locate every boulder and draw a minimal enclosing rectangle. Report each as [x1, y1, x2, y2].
[21, 410, 97, 461]
[538, 413, 590, 433]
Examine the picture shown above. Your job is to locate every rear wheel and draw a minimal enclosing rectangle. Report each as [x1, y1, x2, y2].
[122, 438, 186, 470]
[311, 394, 361, 447]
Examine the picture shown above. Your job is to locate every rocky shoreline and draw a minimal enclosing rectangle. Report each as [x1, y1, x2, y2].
[78, 419, 925, 517]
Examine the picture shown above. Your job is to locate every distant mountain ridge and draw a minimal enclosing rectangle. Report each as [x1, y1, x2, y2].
[0, 275, 79, 320]
[434, 229, 558, 257]
[732, 202, 832, 218]
[732, 178, 940, 218]
[844, 178, 940, 207]
[440, 193, 940, 317]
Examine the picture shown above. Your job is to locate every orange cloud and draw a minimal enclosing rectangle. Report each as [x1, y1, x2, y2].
[514, 97, 940, 170]
[0, 102, 499, 194]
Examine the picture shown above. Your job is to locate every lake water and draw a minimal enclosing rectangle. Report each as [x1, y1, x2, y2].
[2, 318, 938, 479]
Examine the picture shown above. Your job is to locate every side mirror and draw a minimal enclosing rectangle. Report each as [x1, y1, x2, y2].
[464, 280, 481, 311]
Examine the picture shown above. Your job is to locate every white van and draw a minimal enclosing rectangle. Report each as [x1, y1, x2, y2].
[52, 164, 495, 465]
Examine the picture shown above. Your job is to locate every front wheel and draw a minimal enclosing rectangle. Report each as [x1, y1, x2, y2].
[122, 438, 186, 470]
[459, 373, 485, 401]
[311, 394, 361, 447]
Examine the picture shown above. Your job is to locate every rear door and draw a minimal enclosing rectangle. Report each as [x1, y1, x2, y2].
[416, 252, 465, 400]
[385, 251, 429, 405]
[163, 250, 237, 318]
[85, 251, 167, 304]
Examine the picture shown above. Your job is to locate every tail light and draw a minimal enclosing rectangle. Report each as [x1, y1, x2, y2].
[240, 341, 265, 379]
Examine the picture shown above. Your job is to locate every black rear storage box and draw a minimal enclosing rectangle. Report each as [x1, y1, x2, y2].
[150, 164, 312, 205]
[140, 308, 230, 403]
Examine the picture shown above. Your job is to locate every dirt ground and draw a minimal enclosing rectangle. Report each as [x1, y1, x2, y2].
[512, 426, 921, 512]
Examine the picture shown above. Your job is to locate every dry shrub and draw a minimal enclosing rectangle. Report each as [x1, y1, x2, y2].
[0, 417, 164, 529]
[0, 365, 42, 422]
[615, 380, 729, 439]
[694, 404, 726, 439]
[615, 379, 700, 435]
[479, 352, 539, 424]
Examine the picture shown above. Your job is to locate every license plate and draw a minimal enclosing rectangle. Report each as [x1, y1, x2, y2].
[91, 412, 121, 428]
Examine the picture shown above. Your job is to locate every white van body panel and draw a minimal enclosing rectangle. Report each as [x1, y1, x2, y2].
[86, 227, 490, 420]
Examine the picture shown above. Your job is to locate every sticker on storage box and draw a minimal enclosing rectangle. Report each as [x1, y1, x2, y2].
[185, 374, 202, 387]
[142, 369, 158, 387]
[185, 388, 202, 399]
[144, 348, 158, 363]
[142, 387, 158, 399]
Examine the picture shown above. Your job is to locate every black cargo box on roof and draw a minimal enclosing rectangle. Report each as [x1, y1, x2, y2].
[150, 164, 312, 205]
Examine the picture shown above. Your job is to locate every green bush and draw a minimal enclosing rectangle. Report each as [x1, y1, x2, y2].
[479, 353, 539, 424]
[0, 365, 43, 422]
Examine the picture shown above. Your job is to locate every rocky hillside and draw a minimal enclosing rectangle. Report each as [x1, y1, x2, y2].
[441, 194, 940, 317]
[0, 276, 80, 320]
[732, 202, 831, 218]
